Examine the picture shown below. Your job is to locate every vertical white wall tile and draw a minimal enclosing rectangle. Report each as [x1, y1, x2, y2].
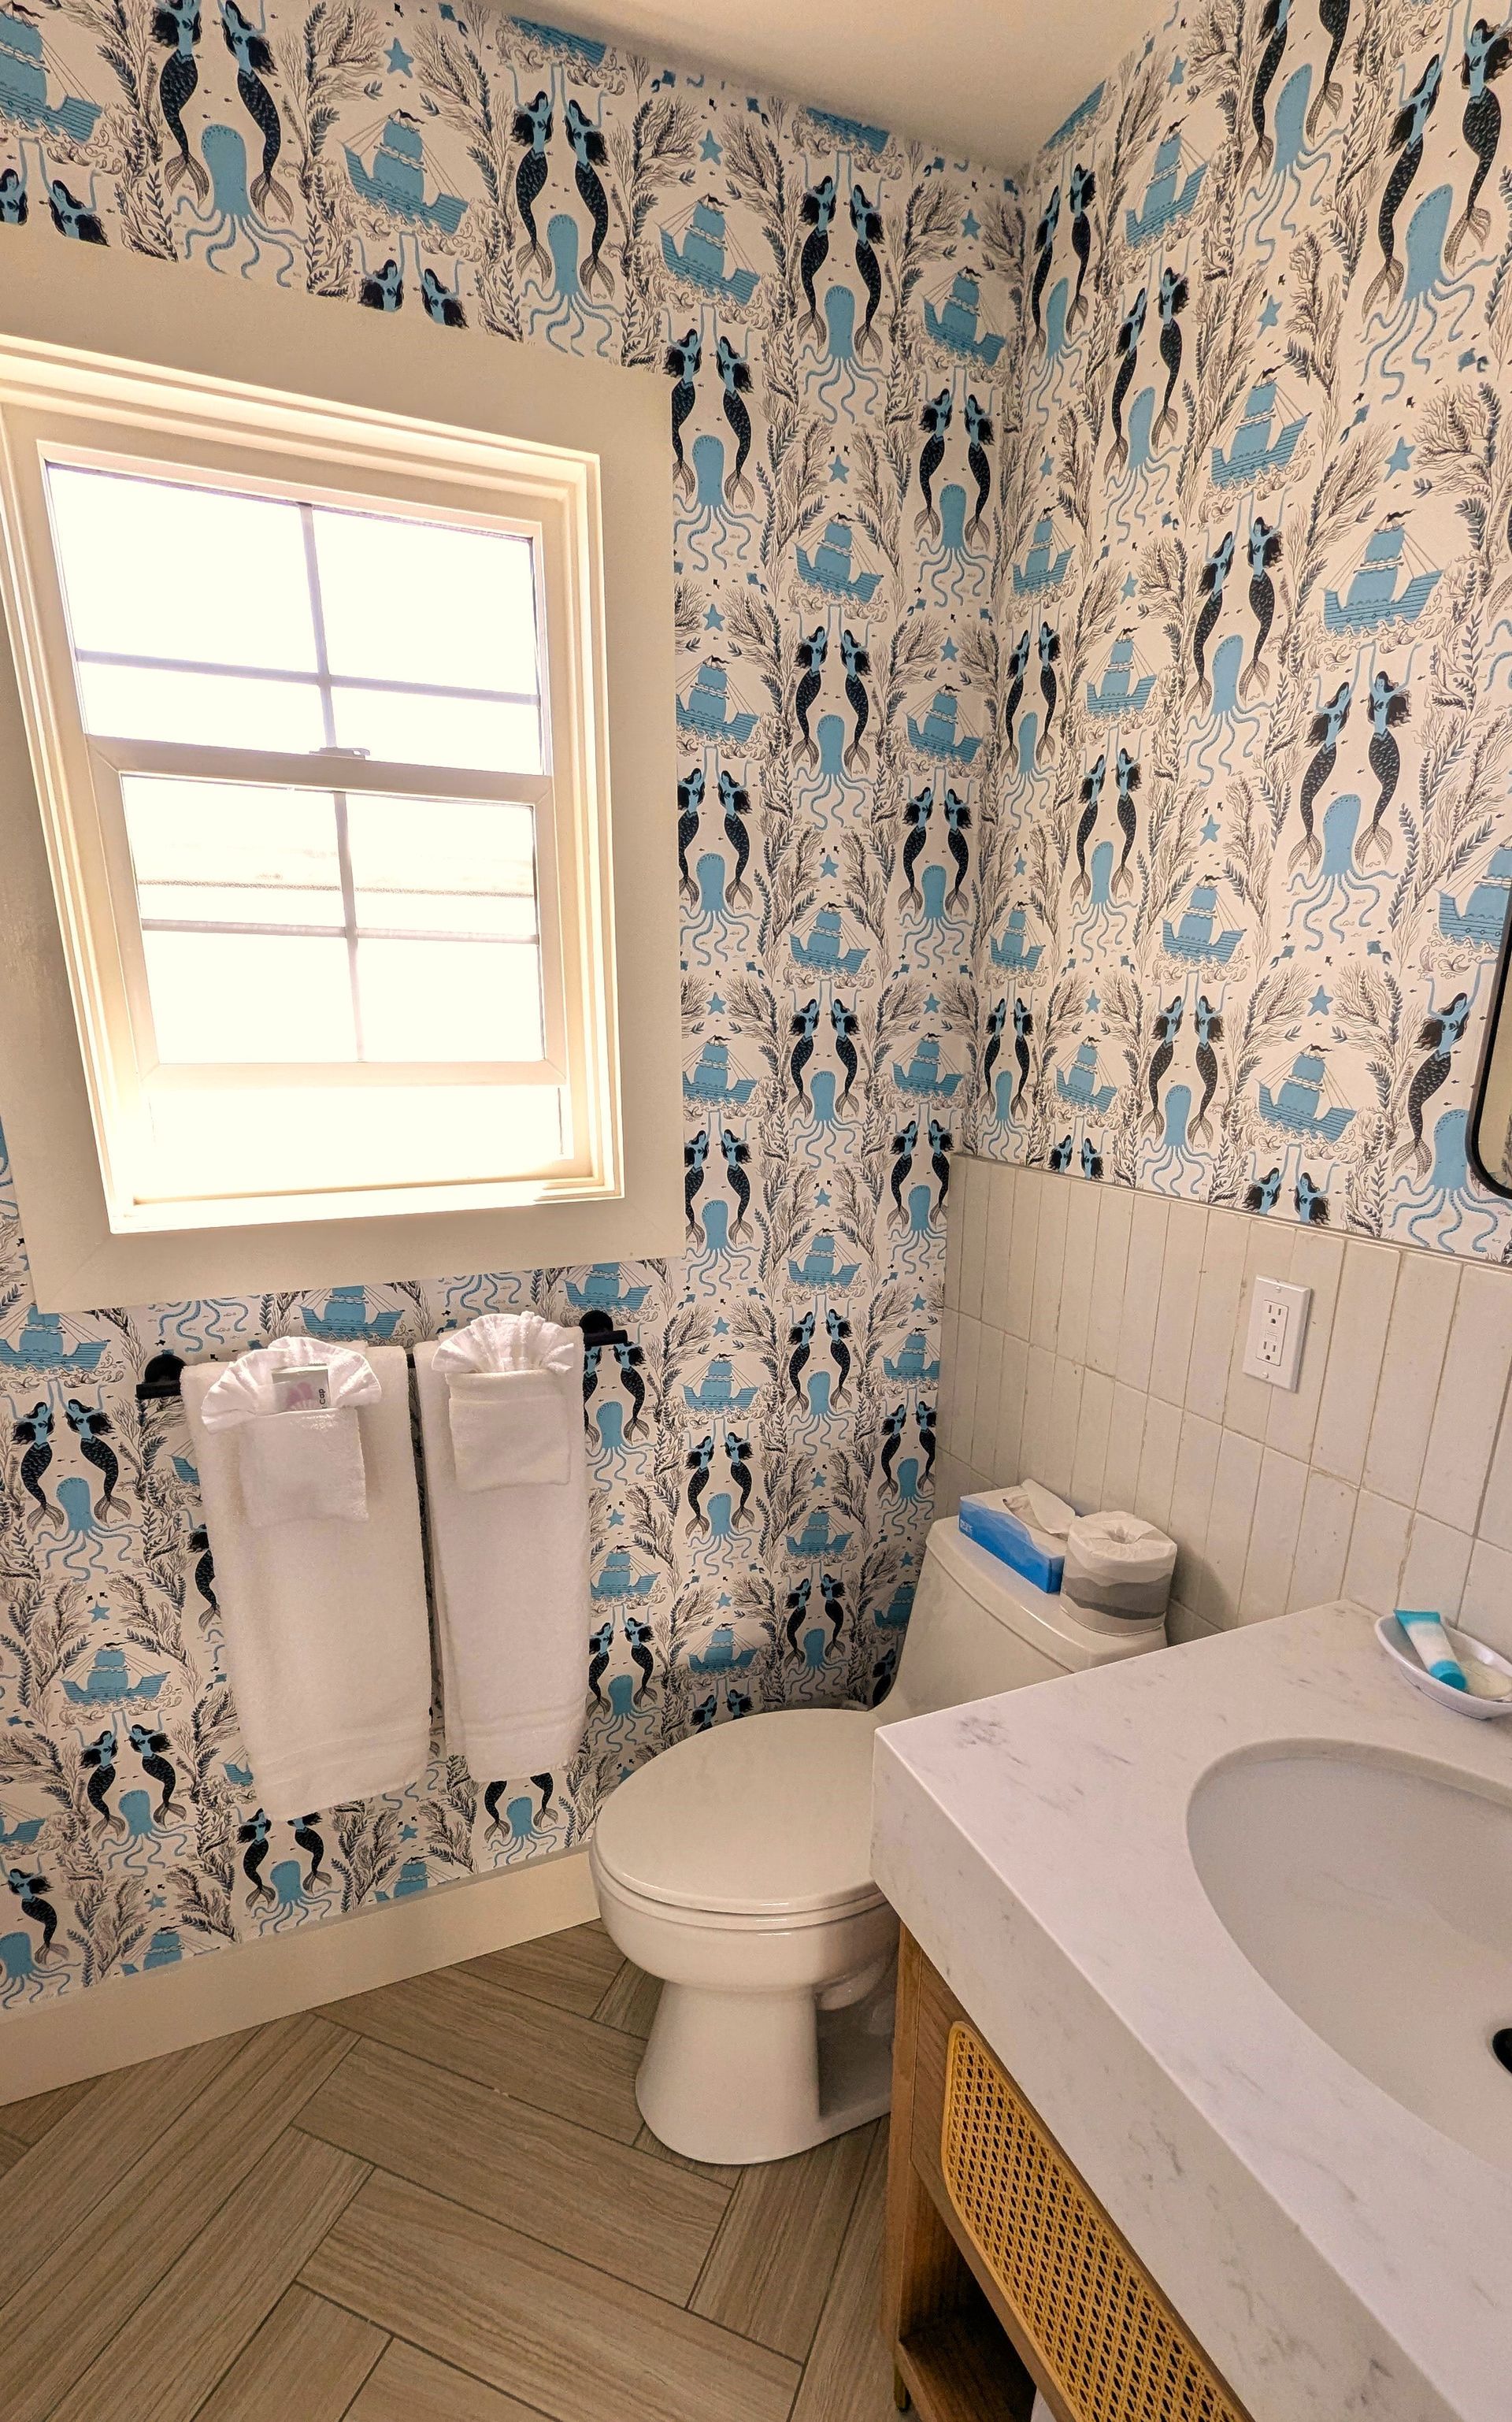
[1099, 1382, 1147, 1514]
[944, 1317, 980, 1461]
[937, 1308, 960, 1442]
[1362, 1252, 1461, 1506]
[1460, 1537, 1512, 1660]
[1115, 1196, 1169, 1393]
[1043, 1356, 1084, 1498]
[1147, 1200, 1207, 1407]
[933, 1456, 967, 1519]
[1264, 1226, 1344, 1463]
[1417, 1264, 1512, 1534]
[1030, 1179, 1070, 1351]
[993, 1333, 1028, 1485]
[1003, 1172, 1040, 1341]
[1132, 1394, 1182, 1532]
[1237, 1448, 1306, 1624]
[1313, 1240, 1399, 1485]
[1290, 1470, 1357, 1608]
[1167, 1411, 1221, 1610]
[1184, 1207, 1248, 1422]
[1165, 1601, 1221, 1646]
[1021, 1344, 1055, 1485]
[957, 1158, 989, 1322]
[1398, 1512, 1472, 1624]
[1224, 1221, 1295, 1442]
[1199, 1430, 1264, 1626]
[1070, 1367, 1114, 1510]
[1342, 1490, 1413, 1617]
[1085, 1186, 1132, 1377]
[968, 1325, 1005, 1474]
[1057, 1183, 1101, 1369]
[943, 1161, 965, 1311]
[981, 1163, 1017, 1330]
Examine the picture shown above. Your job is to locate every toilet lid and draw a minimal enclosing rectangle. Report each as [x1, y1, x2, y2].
[592, 1708, 884, 1918]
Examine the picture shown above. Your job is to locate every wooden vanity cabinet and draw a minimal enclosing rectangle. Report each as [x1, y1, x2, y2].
[880, 1928, 1252, 2422]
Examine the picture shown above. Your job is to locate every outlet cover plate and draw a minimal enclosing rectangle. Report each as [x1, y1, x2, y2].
[1243, 1277, 1311, 1391]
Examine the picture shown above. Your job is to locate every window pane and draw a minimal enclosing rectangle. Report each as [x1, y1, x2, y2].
[123, 776, 342, 928]
[145, 1081, 566, 1196]
[330, 683, 543, 773]
[357, 937, 544, 1062]
[80, 662, 327, 751]
[346, 795, 538, 938]
[142, 931, 356, 1062]
[312, 507, 539, 695]
[46, 464, 317, 673]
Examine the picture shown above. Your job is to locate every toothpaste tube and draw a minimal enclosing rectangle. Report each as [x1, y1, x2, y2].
[1395, 1608, 1468, 1690]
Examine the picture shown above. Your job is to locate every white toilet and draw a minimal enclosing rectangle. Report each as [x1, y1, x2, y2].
[591, 1515, 1166, 2165]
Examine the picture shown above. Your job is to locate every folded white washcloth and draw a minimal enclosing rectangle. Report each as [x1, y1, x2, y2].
[199, 1339, 380, 1528]
[433, 1312, 577, 1492]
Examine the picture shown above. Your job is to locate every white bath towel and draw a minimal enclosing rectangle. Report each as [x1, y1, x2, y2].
[198, 1339, 380, 1528]
[434, 1315, 578, 1493]
[184, 1345, 432, 1816]
[416, 1314, 590, 1782]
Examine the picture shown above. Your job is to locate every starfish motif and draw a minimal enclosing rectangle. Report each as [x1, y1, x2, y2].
[962, 209, 980, 238]
[830, 454, 849, 482]
[1201, 814, 1220, 843]
[1169, 53, 1185, 84]
[1310, 986, 1332, 1014]
[386, 36, 412, 72]
[1258, 294, 1280, 330]
[706, 603, 724, 629]
[700, 129, 723, 161]
[1387, 438, 1414, 474]
[941, 636, 958, 661]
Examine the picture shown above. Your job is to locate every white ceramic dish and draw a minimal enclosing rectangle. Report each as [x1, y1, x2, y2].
[1374, 1613, 1512, 1719]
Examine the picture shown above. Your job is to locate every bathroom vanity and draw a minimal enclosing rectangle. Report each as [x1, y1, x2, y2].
[873, 1600, 1512, 2422]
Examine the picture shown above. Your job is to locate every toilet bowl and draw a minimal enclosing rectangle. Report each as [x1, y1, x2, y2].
[591, 1515, 1166, 2164]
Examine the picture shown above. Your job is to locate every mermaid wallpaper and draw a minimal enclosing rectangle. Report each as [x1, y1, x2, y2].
[5, 0, 1512, 2016]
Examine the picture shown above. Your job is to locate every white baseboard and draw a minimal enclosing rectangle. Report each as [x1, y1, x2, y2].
[0, 1846, 599, 2106]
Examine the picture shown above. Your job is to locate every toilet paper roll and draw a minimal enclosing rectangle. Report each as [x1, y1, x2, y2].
[1063, 1511, 1176, 1618]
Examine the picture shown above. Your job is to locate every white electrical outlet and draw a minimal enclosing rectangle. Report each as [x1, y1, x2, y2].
[1242, 1276, 1311, 1390]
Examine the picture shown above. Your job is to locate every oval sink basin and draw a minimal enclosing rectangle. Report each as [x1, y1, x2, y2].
[1188, 1745, 1512, 2171]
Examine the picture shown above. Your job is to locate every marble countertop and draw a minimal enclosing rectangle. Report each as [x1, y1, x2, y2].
[870, 1600, 1512, 2422]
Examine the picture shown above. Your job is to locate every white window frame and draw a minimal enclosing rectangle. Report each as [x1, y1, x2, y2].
[0, 237, 679, 1310]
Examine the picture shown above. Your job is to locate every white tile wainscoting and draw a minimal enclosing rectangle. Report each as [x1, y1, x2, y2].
[936, 1158, 1512, 1655]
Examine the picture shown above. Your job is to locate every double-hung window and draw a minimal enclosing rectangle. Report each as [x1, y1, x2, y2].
[0, 267, 676, 1307]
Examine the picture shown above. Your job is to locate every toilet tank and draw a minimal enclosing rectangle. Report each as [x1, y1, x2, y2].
[884, 1516, 1163, 1721]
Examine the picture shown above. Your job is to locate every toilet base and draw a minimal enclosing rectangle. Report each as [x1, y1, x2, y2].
[635, 1965, 895, 2165]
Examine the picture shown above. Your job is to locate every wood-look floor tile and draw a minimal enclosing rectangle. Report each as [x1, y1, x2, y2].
[296, 2036, 727, 2300]
[0, 2124, 26, 2175]
[463, 1920, 623, 2016]
[791, 2125, 894, 2421]
[346, 2339, 552, 2422]
[194, 2286, 386, 2422]
[303, 2169, 799, 2422]
[0, 2030, 247, 2304]
[50, 2127, 369, 2422]
[691, 2118, 876, 2361]
[592, 1957, 662, 2038]
[322, 1965, 642, 2143]
[634, 2120, 743, 2191]
[0, 2013, 353, 2422]
[0, 2075, 94, 2142]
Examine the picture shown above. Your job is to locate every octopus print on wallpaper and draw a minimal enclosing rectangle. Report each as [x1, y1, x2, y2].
[0, 9, 1014, 2005]
[973, 0, 1512, 1259]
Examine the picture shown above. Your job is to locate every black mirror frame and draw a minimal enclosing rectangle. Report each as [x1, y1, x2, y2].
[1467, 884, 1512, 1200]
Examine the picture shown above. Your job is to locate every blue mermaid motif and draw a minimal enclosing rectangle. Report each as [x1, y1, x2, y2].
[0, 6, 102, 142]
[1011, 515, 1073, 595]
[344, 115, 465, 233]
[682, 1356, 758, 1413]
[891, 1037, 965, 1099]
[906, 689, 982, 763]
[302, 1285, 402, 1340]
[1440, 844, 1512, 947]
[1085, 632, 1159, 717]
[676, 658, 758, 744]
[61, 1645, 168, 1706]
[1323, 522, 1441, 632]
[1257, 1051, 1356, 1143]
[788, 1231, 862, 1288]
[0, 1311, 108, 1374]
[1125, 128, 1207, 247]
[1210, 379, 1309, 488]
[791, 906, 869, 975]
[1162, 883, 1244, 965]
[922, 270, 1006, 366]
[660, 196, 761, 306]
[562, 1264, 652, 1313]
[883, 1331, 940, 1384]
[1054, 1039, 1117, 1114]
[683, 1039, 757, 1107]
[989, 907, 1044, 972]
[786, 1508, 852, 1559]
[795, 518, 882, 603]
[591, 1547, 657, 1601]
[686, 1623, 758, 1675]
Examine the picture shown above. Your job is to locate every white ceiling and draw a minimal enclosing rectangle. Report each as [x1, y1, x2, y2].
[535, 0, 1157, 167]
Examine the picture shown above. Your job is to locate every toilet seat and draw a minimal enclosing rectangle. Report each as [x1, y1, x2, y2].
[591, 1705, 883, 1922]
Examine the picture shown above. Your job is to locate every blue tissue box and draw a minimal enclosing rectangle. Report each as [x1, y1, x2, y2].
[958, 1492, 1065, 1592]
